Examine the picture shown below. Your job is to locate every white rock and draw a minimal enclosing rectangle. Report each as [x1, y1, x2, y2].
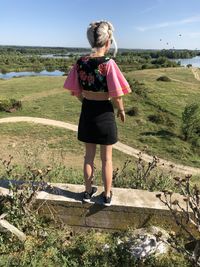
[124, 226, 170, 259]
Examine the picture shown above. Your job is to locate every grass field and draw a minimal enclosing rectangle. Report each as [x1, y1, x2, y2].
[0, 122, 134, 186]
[0, 66, 200, 174]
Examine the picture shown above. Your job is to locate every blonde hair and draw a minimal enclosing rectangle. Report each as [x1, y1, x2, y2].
[87, 20, 118, 57]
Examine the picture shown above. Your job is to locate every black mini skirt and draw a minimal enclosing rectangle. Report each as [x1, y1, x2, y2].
[78, 98, 118, 145]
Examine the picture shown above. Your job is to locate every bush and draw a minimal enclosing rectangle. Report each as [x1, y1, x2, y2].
[113, 155, 175, 192]
[148, 113, 165, 124]
[156, 76, 171, 82]
[181, 103, 200, 141]
[148, 112, 175, 127]
[141, 63, 153, 69]
[156, 174, 200, 266]
[0, 98, 22, 112]
[191, 136, 200, 148]
[126, 77, 148, 98]
[0, 67, 9, 74]
[126, 106, 139, 116]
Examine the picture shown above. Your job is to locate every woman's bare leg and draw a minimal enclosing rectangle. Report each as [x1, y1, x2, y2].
[100, 145, 113, 197]
[84, 143, 96, 193]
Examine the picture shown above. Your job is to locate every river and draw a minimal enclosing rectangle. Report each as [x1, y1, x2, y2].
[173, 56, 200, 67]
[0, 70, 65, 79]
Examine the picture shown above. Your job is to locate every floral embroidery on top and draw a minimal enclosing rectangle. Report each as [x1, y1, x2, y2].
[76, 56, 110, 92]
[98, 63, 107, 76]
[79, 70, 87, 81]
[87, 73, 95, 85]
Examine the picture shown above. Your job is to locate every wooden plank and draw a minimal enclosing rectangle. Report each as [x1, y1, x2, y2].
[0, 219, 26, 242]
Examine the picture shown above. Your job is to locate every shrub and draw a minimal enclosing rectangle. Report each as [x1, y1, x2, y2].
[141, 63, 153, 69]
[157, 76, 171, 82]
[113, 154, 175, 192]
[126, 106, 139, 116]
[0, 156, 53, 234]
[126, 77, 148, 98]
[0, 98, 22, 112]
[148, 113, 165, 124]
[181, 103, 200, 141]
[191, 136, 200, 149]
[156, 174, 200, 266]
[148, 112, 175, 127]
[0, 67, 9, 74]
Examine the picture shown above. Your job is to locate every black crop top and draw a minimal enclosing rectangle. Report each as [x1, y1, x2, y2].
[76, 55, 110, 92]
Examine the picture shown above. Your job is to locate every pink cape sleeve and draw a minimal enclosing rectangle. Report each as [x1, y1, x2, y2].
[63, 63, 82, 96]
[106, 59, 131, 97]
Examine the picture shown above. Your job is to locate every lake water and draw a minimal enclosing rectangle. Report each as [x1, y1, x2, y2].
[0, 70, 65, 79]
[40, 54, 69, 59]
[39, 52, 89, 59]
[173, 56, 200, 67]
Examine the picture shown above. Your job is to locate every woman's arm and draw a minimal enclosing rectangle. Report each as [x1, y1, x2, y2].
[112, 96, 126, 123]
[112, 96, 124, 111]
[76, 95, 84, 103]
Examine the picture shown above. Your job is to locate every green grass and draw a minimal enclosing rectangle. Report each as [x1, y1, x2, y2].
[0, 123, 131, 185]
[0, 76, 64, 99]
[126, 67, 200, 116]
[0, 226, 192, 267]
[0, 68, 200, 168]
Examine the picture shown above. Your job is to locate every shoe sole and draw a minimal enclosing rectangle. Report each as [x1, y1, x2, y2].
[103, 202, 111, 206]
[82, 187, 98, 203]
[102, 191, 112, 206]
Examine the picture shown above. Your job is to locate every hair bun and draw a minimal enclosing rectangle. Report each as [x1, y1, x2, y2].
[87, 20, 117, 57]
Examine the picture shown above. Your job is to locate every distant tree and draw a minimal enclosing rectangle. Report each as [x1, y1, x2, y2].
[182, 103, 200, 141]
[141, 63, 152, 69]
[152, 56, 167, 65]
[1, 67, 8, 74]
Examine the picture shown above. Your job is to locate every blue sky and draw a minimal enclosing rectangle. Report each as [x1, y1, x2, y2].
[1, 0, 200, 49]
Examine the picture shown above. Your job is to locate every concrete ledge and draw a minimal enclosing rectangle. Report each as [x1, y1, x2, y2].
[0, 181, 190, 232]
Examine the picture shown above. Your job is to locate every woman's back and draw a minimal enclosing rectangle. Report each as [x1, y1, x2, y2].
[76, 55, 110, 93]
[64, 54, 131, 100]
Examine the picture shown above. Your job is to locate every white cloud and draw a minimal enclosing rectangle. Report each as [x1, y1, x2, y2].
[139, 0, 167, 15]
[136, 15, 200, 31]
[139, 5, 158, 14]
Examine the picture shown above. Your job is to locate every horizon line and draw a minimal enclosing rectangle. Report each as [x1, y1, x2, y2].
[0, 44, 199, 51]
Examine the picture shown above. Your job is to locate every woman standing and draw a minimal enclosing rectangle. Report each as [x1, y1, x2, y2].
[64, 20, 131, 206]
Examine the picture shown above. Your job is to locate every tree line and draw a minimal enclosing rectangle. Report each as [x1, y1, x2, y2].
[0, 45, 199, 58]
[1, 45, 198, 73]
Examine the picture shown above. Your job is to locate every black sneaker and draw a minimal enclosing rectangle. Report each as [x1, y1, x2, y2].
[103, 191, 113, 206]
[83, 187, 97, 203]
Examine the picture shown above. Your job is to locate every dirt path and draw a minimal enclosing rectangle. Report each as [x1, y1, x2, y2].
[170, 78, 198, 86]
[20, 88, 64, 101]
[0, 116, 200, 175]
[191, 67, 200, 81]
